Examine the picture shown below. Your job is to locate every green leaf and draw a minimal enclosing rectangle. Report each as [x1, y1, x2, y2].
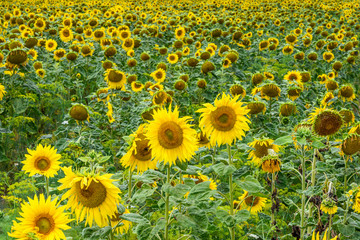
[176, 214, 197, 228]
[188, 206, 209, 229]
[132, 186, 155, 204]
[97, 156, 111, 163]
[212, 162, 237, 176]
[337, 224, 355, 237]
[234, 210, 250, 223]
[169, 184, 191, 199]
[120, 213, 148, 224]
[235, 175, 263, 193]
[273, 135, 293, 146]
[188, 181, 213, 201]
[312, 140, 326, 149]
[135, 223, 153, 240]
[215, 209, 235, 227]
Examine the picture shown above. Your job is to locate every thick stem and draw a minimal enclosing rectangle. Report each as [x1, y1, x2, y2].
[344, 158, 348, 192]
[327, 214, 332, 240]
[228, 144, 235, 240]
[308, 150, 317, 234]
[300, 154, 306, 240]
[271, 172, 276, 224]
[45, 176, 49, 198]
[128, 169, 133, 200]
[164, 165, 171, 240]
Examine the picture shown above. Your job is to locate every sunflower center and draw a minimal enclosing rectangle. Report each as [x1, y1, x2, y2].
[155, 72, 163, 79]
[76, 180, 107, 208]
[340, 87, 353, 98]
[36, 216, 54, 235]
[210, 106, 236, 131]
[133, 134, 152, 161]
[108, 70, 123, 82]
[35, 157, 50, 171]
[254, 144, 270, 158]
[244, 195, 260, 206]
[158, 121, 183, 149]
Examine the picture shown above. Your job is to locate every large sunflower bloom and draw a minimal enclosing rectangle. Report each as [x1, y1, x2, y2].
[146, 106, 198, 166]
[8, 194, 71, 240]
[58, 167, 121, 227]
[120, 124, 157, 173]
[22, 144, 62, 178]
[197, 93, 250, 146]
[237, 190, 267, 214]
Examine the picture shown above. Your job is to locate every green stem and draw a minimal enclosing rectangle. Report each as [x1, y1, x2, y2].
[344, 158, 348, 192]
[271, 172, 275, 225]
[164, 165, 171, 240]
[45, 176, 49, 198]
[109, 218, 115, 240]
[300, 152, 306, 240]
[228, 144, 235, 240]
[268, 98, 272, 121]
[308, 150, 317, 234]
[128, 169, 133, 200]
[328, 214, 332, 240]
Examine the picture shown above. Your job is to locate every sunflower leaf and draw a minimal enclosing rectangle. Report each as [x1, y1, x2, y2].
[235, 210, 250, 223]
[273, 135, 293, 146]
[187, 181, 213, 201]
[235, 176, 263, 193]
[212, 162, 236, 176]
[120, 213, 149, 224]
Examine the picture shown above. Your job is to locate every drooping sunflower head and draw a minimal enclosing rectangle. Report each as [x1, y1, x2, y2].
[201, 61, 215, 74]
[321, 92, 335, 106]
[261, 154, 281, 173]
[312, 109, 342, 137]
[238, 190, 267, 214]
[146, 106, 198, 166]
[280, 102, 297, 117]
[69, 104, 90, 122]
[174, 80, 187, 91]
[8, 194, 71, 239]
[339, 109, 355, 126]
[287, 86, 302, 101]
[340, 134, 360, 156]
[248, 138, 279, 165]
[320, 198, 338, 215]
[260, 82, 281, 100]
[230, 84, 246, 98]
[21, 144, 62, 178]
[198, 93, 250, 146]
[349, 122, 360, 135]
[6, 49, 28, 68]
[197, 79, 207, 89]
[325, 79, 339, 91]
[120, 124, 156, 173]
[251, 73, 265, 86]
[58, 167, 121, 227]
[196, 131, 211, 148]
[246, 101, 266, 115]
[338, 85, 356, 102]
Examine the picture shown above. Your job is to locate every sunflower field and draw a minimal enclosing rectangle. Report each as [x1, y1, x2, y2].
[1, 0, 360, 239]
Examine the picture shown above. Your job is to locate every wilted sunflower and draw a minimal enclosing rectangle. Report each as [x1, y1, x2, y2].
[146, 106, 198, 166]
[260, 83, 281, 100]
[197, 79, 207, 89]
[237, 190, 267, 214]
[201, 61, 215, 74]
[339, 134, 360, 157]
[196, 131, 211, 148]
[198, 93, 250, 146]
[0, 83, 7, 100]
[54, 49, 66, 61]
[280, 102, 297, 116]
[248, 139, 280, 165]
[22, 144, 61, 178]
[339, 109, 355, 126]
[110, 208, 132, 235]
[80, 45, 94, 57]
[8, 194, 71, 240]
[247, 101, 266, 115]
[230, 84, 246, 98]
[120, 124, 156, 173]
[325, 80, 339, 91]
[104, 69, 126, 90]
[338, 85, 356, 102]
[320, 198, 338, 215]
[152, 90, 168, 105]
[150, 68, 166, 83]
[261, 154, 281, 173]
[58, 167, 121, 227]
[252, 73, 265, 86]
[6, 49, 28, 68]
[69, 104, 90, 122]
[310, 108, 342, 137]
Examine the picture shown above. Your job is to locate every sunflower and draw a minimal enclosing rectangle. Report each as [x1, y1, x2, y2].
[6, 49, 28, 68]
[150, 68, 166, 83]
[282, 45, 294, 55]
[247, 101, 266, 115]
[106, 102, 115, 123]
[122, 38, 134, 52]
[27, 49, 38, 60]
[146, 106, 198, 166]
[251, 73, 265, 86]
[110, 208, 132, 235]
[339, 109, 355, 126]
[152, 90, 168, 105]
[287, 87, 302, 101]
[197, 93, 250, 146]
[280, 102, 297, 116]
[167, 53, 178, 64]
[45, 39, 57, 52]
[259, 40, 269, 51]
[69, 104, 90, 122]
[248, 139, 280, 165]
[311, 108, 342, 137]
[325, 80, 339, 91]
[350, 190, 360, 213]
[222, 58, 232, 68]
[340, 134, 360, 156]
[260, 83, 281, 100]
[284, 70, 302, 84]
[238, 190, 267, 214]
[183, 173, 217, 197]
[230, 84, 246, 98]
[58, 167, 121, 227]
[196, 131, 211, 148]
[175, 26, 186, 39]
[93, 29, 105, 41]
[8, 194, 71, 240]
[59, 28, 73, 42]
[104, 69, 126, 90]
[321, 92, 335, 106]
[261, 155, 281, 173]
[54, 49, 66, 61]
[320, 199, 338, 215]
[120, 124, 156, 173]
[349, 123, 360, 135]
[338, 85, 356, 102]
[131, 81, 144, 92]
[22, 144, 61, 178]
[323, 52, 335, 62]
[0, 83, 6, 100]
